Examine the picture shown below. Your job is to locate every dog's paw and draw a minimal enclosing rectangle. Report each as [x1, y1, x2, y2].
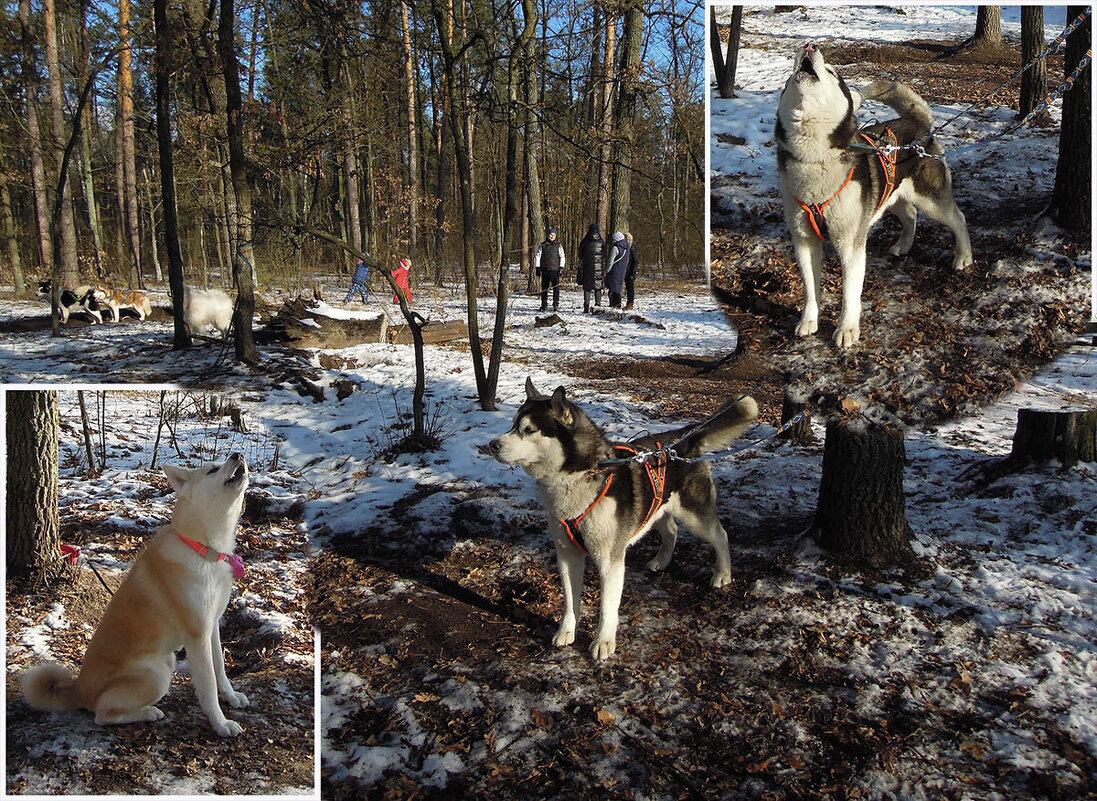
[225, 691, 249, 709]
[711, 572, 732, 589]
[795, 317, 818, 337]
[591, 638, 616, 661]
[214, 719, 244, 738]
[140, 706, 165, 722]
[953, 252, 973, 271]
[645, 556, 669, 572]
[833, 325, 860, 348]
[552, 627, 575, 648]
[888, 242, 912, 257]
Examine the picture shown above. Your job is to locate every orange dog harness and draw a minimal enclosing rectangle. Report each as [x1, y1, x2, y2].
[796, 127, 898, 241]
[560, 443, 669, 555]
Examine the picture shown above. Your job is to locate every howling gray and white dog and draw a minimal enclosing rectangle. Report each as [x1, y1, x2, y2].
[776, 43, 973, 348]
[488, 379, 758, 660]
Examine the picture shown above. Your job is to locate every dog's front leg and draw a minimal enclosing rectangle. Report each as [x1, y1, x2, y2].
[188, 630, 243, 737]
[553, 544, 585, 647]
[591, 554, 626, 660]
[834, 241, 867, 348]
[793, 235, 824, 337]
[211, 623, 249, 709]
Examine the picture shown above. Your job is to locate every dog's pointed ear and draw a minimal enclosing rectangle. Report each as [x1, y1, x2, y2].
[163, 464, 195, 498]
[850, 88, 863, 114]
[550, 386, 573, 426]
[525, 376, 544, 400]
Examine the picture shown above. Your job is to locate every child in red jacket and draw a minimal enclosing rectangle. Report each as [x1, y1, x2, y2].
[392, 258, 414, 304]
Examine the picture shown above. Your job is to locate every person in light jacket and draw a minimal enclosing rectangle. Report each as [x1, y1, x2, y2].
[534, 228, 565, 312]
[605, 231, 630, 309]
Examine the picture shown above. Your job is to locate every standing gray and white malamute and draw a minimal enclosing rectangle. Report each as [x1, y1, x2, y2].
[488, 379, 758, 660]
[776, 43, 973, 348]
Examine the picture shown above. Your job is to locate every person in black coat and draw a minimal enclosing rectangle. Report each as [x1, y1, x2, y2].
[577, 223, 605, 313]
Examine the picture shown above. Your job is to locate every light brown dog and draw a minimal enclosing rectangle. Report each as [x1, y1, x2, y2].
[97, 286, 153, 321]
[22, 454, 251, 737]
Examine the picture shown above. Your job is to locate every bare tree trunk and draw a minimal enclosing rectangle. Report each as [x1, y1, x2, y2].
[433, 0, 488, 407]
[596, 7, 617, 236]
[813, 419, 915, 568]
[341, 51, 362, 256]
[118, 0, 143, 287]
[77, 390, 99, 475]
[6, 390, 62, 586]
[78, 0, 104, 278]
[143, 165, 163, 282]
[1019, 7, 1046, 119]
[43, 0, 79, 287]
[523, 0, 544, 294]
[711, 6, 742, 100]
[219, 0, 259, 363]
[973, 6, 1003, 47]
[609, 0, 644, 236]
[401, 0, 420, 261]
[19, 0, 53, 277]
[0, 168, 25, 294]
[154, 0, 191, 350]
[1048, 6, 1090, 230]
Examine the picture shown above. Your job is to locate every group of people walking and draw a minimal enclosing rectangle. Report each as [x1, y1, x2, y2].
[535, 224, 638, 314]
[344, 224, 639, 316]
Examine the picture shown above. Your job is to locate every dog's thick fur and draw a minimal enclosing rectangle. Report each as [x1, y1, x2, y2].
[21, 454, 251, 737]
[97, 286, 153, 322]
[37, 280, 103, 324]
[776, 43, 973, 348]
[183, 287, 233, 339]
[489, 379, 758, 660]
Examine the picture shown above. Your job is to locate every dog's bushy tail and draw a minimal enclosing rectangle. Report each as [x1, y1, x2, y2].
[672, 396, 759, 459]
[22, 663, 81, 711]
[861, 80, 933, 134]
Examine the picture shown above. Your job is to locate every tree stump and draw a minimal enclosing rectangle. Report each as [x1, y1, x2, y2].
[779, 389, 815, 444]
[1010, 408, 1097, 468]
[813, 419, 914, 568]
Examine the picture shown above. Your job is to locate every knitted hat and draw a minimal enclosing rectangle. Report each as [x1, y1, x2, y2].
[399, 258, 411, 270]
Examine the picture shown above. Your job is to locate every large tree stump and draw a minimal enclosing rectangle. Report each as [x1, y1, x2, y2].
[1010, 408, 1097, 468]
[813, 419, 914, 568]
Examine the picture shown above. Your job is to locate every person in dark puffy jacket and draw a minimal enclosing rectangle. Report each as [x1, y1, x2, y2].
[534, 228, 565, 311]
[577, 224, 604, 314]
[345, 258, 370, 304]
[605, 231, 630, 308]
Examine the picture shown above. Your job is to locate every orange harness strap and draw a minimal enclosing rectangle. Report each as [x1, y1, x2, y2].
[559, 443, 669, 555]
[796, 127, 899, 241]
[863, 127, 897, 212]
[795, 164, 856, 242]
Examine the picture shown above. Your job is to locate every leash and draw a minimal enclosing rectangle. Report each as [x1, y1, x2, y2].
[560, 442, 669, 555]
[849, 11, 1091, 160]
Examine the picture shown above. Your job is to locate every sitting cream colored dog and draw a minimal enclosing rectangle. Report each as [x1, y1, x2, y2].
[22, 453, 251, 737]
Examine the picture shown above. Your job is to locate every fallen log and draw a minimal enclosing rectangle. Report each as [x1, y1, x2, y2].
[257, 297, 390, 348]
[388, 318, 468, 345]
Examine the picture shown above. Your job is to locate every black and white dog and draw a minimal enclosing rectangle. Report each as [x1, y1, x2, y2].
[38, 280, 103, 324]
[776, 43, 973, 348]
[489, 379, 758, 660]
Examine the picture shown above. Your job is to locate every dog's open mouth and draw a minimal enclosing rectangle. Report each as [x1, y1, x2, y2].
[798, 56, 818, 78]
[225, 460, 247, 485]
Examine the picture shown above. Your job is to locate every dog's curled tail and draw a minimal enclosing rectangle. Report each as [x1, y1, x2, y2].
[22, 663, 81, 711]
[860, 80, 933, 134]
[678, 396, 759, 459]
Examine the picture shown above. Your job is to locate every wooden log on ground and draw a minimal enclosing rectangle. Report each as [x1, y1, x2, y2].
[388, 319, 468, 345]
[813, 418, 915, 568]
[257, 297, 389, 348]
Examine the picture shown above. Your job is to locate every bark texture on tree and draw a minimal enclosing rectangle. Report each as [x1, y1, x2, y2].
[219, 0, 259, 364]
[19, 0, 53, 276]
[780, 389, 815, 444]
[0, 170, 25, 293]
[43, 0, 79, 287]
[1010, 408, 1097, 468]
[608, 0, 644, 237]
[118, 0, 143, 287]
[710, 5, 742, 99]
[1049, 5, 1090, 230]
[813, 419, 914, 568]
[401, 0, 420, 261]
[154, 0, 191, 349]
[973, 6, 1003, 47]
[6, 390, 62, 585]
[1019, 7, 1047, 119]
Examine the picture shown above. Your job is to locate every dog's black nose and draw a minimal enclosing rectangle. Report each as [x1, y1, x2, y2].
[805, 42, 816, 53]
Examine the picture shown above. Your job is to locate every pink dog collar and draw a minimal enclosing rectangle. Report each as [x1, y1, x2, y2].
[177, 532, 245, 579]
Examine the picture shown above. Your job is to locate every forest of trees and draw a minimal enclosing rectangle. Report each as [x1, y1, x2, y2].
[0, 0, 705, 301]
